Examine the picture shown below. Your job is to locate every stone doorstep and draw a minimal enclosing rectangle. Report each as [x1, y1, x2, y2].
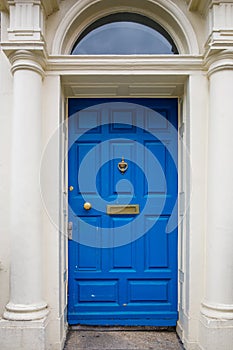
[70, 325, 177, 332]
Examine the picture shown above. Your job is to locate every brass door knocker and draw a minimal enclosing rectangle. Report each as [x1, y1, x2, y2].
[118, 157, 128, 174]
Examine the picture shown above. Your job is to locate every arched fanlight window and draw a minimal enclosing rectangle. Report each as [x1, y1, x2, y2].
[71, 13, 178, 55]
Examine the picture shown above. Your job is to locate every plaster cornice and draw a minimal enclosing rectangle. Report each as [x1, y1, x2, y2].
[46, 55, 204, 74]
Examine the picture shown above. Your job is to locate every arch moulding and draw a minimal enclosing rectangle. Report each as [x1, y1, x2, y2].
[51, 0, 200, 55]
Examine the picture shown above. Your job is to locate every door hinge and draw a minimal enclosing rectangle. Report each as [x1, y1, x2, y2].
[68, 222, 73, 240]
[179, 122, 185, 138]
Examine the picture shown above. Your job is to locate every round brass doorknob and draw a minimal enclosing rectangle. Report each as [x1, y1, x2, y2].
[83, 202, 92, 210]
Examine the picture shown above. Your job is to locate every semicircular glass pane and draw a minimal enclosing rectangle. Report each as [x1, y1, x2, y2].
[72, 21, 177, 55]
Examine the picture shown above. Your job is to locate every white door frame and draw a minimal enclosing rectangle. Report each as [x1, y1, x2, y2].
[43, 56, 207, 347]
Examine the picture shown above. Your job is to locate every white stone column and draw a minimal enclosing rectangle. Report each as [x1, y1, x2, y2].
[200, 51, 233, 349]
[3, 50, 48, 321]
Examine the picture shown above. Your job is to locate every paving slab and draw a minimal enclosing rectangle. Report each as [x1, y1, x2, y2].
[64, 326, 184, 350]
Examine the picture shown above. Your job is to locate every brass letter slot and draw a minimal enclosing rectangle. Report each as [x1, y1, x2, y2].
[107, 204, 139, 215]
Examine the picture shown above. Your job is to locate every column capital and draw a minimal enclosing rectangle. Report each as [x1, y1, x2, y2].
[8, 49, 45, 77]
[205, 50, 233, 76]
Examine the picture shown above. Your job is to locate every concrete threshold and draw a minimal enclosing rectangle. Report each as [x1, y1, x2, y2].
[64, 325, 184, 349]
[70, 325, 176, 332]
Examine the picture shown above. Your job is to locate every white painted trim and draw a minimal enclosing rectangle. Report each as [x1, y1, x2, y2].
[46, 55, 204, 74]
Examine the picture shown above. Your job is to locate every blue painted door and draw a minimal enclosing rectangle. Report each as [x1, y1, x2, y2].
[68, 98, 178, 326]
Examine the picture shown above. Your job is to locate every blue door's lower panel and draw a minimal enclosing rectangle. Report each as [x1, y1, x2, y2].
[68, 274, 178, 326]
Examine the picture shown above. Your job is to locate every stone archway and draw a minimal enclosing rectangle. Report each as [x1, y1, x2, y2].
[52, 0, 200, 55]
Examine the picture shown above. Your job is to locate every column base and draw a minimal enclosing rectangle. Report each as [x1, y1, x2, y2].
[201, 301, 233, 320]
[3, 301, 49, 321]
[199, 303, 233, 350]
[0, 316, 49, 350]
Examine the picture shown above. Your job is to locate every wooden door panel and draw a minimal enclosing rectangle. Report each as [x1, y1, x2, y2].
[68, 98, 178, 326]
